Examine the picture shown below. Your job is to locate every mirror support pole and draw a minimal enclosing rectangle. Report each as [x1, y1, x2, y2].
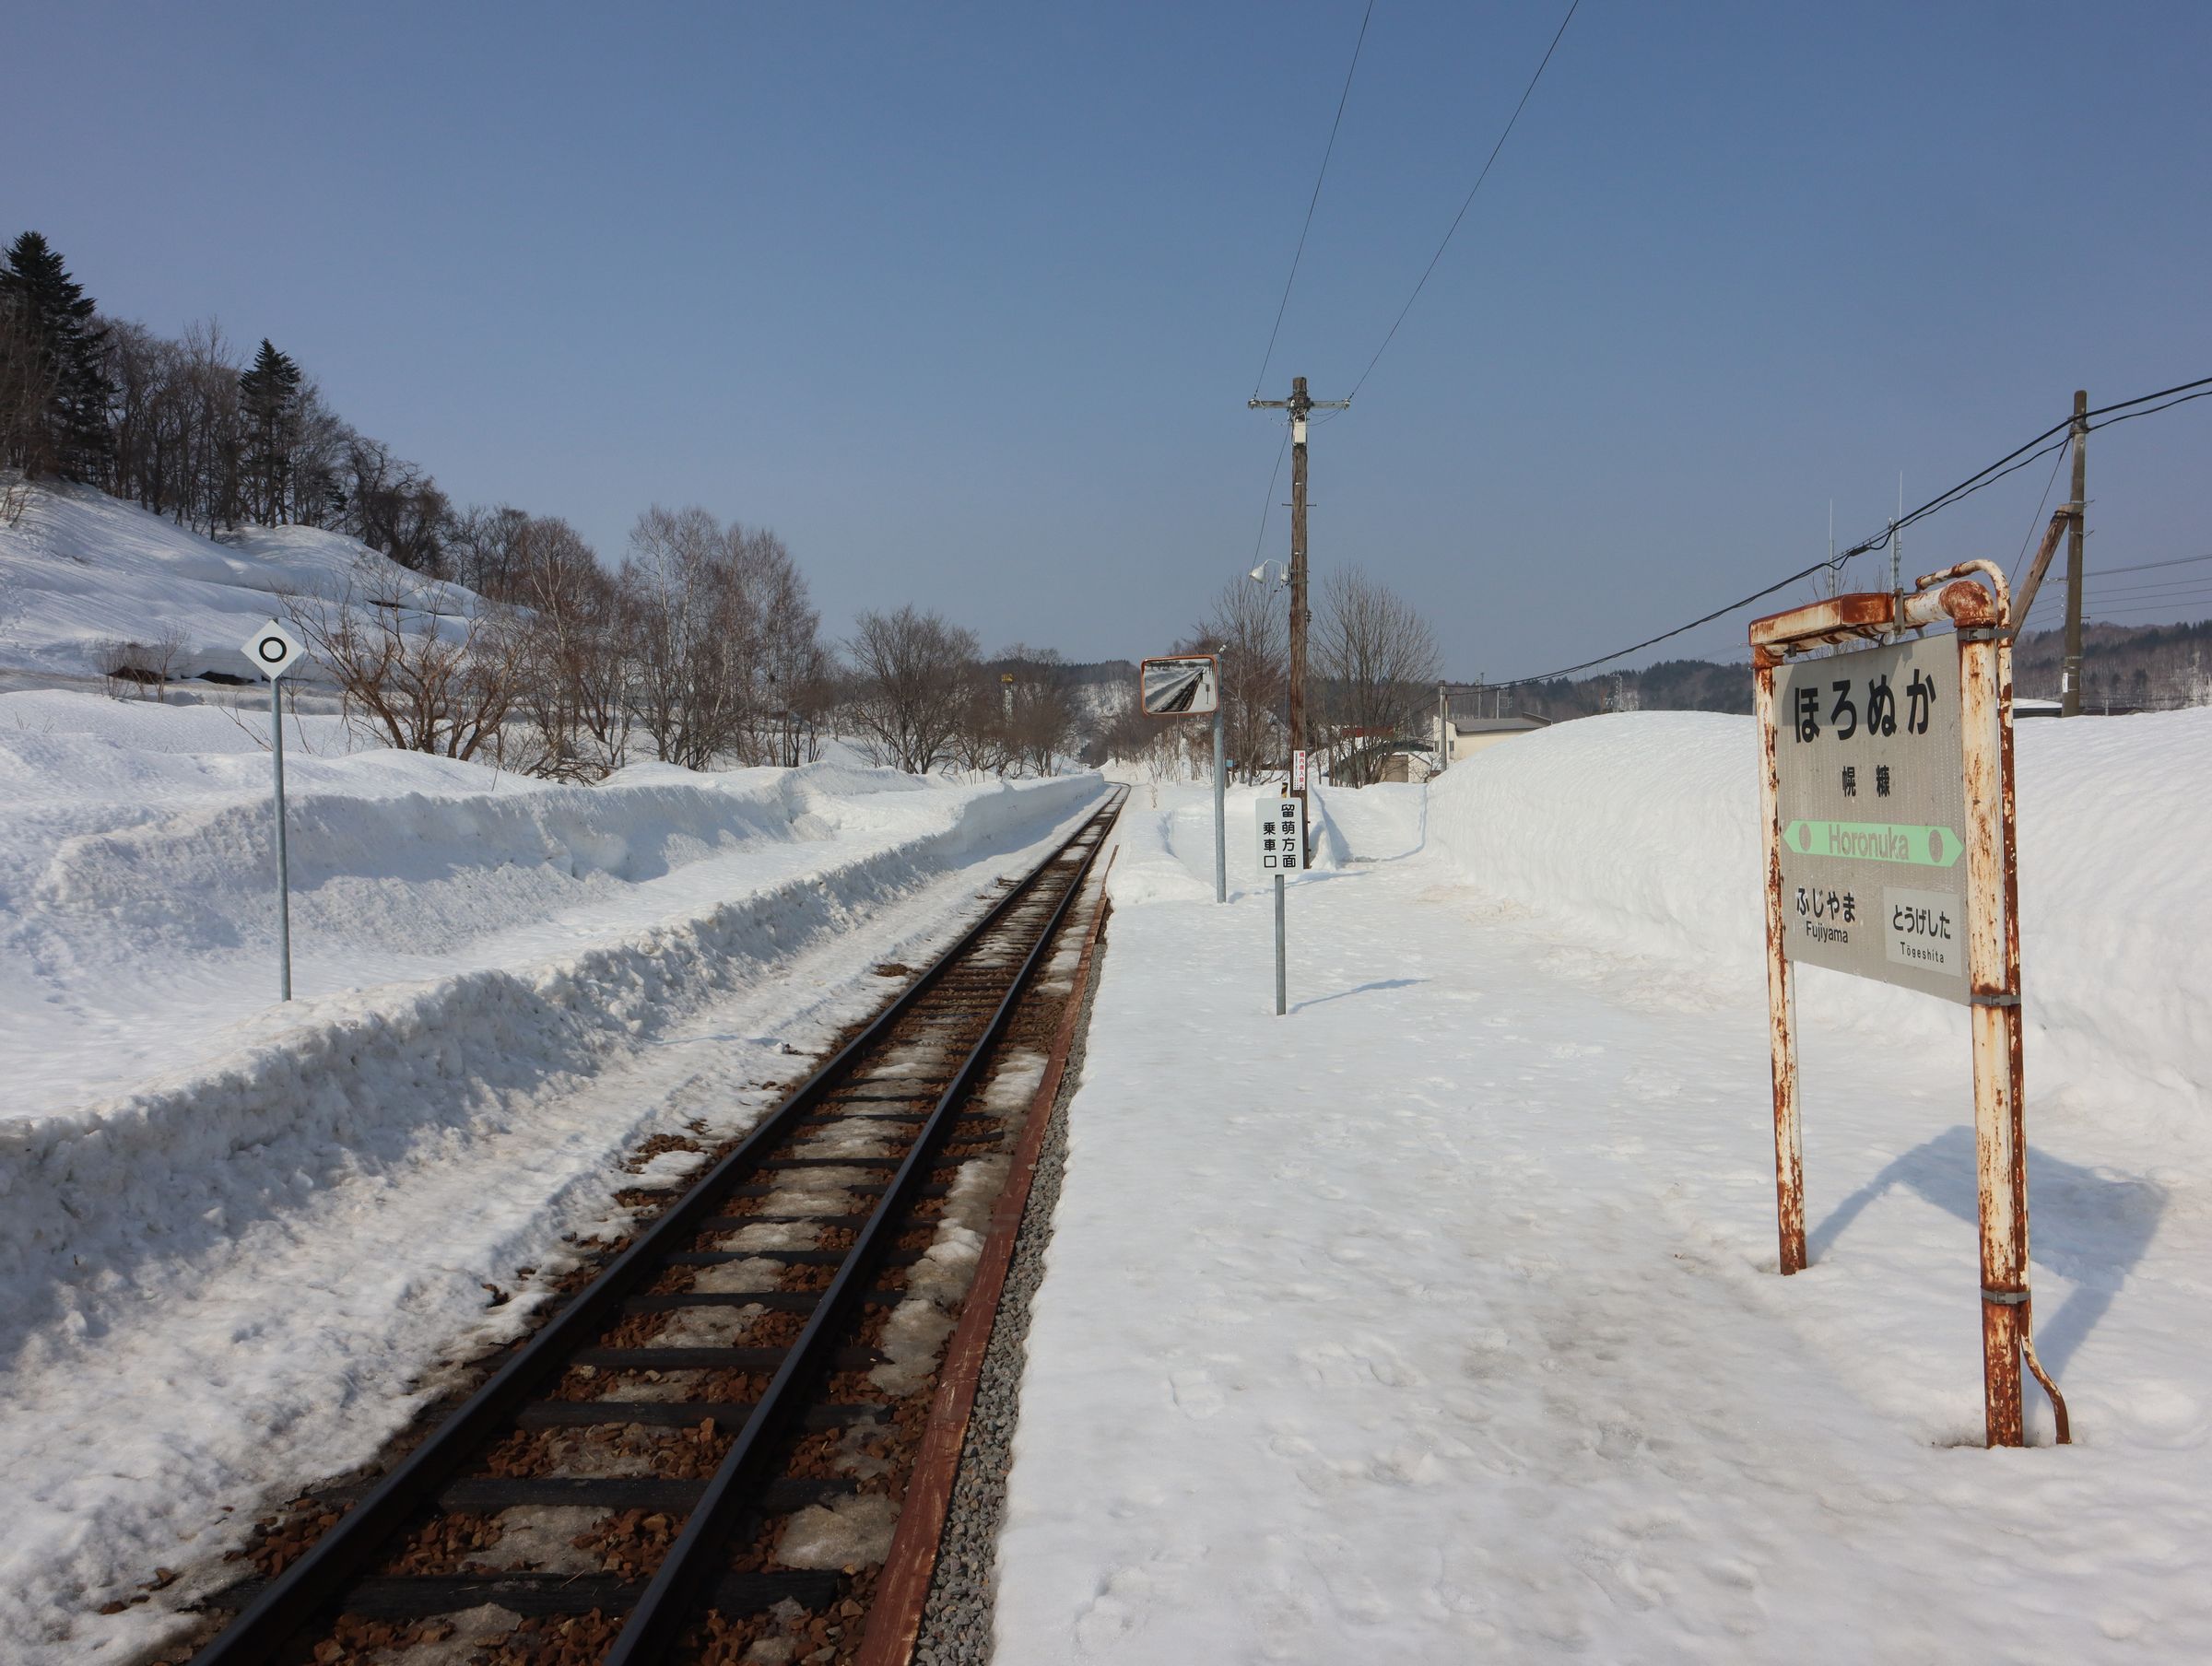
[1212, 701, 1227, 903]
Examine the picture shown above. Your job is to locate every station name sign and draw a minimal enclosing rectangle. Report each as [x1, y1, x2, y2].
[1772, 637, 1974, 1003]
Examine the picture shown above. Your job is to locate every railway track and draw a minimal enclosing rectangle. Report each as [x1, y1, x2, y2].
[182, 789, 1124, 1666]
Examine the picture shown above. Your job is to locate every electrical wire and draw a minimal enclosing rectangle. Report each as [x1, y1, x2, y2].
[2066, 602, 2212, 625]
[2059, 578, 2212, 603]
[1249, 427, 1291, 567]
[1833, 375, 2212, 569]
[1488, 375, 2212, 687]
[2063, 549, 2212, 580]
[1344, 0, 1581, 400]
[2006, 443, 2069, 591]
[1252, 0, 1377, 399]
[2087, 384, 2212, 433]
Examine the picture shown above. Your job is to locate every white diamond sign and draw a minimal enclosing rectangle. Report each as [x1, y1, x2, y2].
[241, 619, 306, 679]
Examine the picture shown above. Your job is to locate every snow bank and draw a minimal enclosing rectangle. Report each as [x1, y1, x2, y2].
[0, 693, 1099, 1371]
[1107, 779, 1427, 908]
[0, 480, 473, 681]
[1426, 709, 2212, 1137]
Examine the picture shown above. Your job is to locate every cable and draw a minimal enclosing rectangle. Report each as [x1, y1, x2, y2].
[2066, 578, 2212, 603]
[2068, 601, 2212, 625]
[1250, 427, 1290, 566]
[1252, 0, 1376, 398]
[2065, 549, 2212, 580]
[1495, 554, 1847, 687]
[1344, 0, 1581, 400]
[1835, 375, 2212, 569]
[1489, 375, 2212, 687]
[2007, 443, 2069, 590]
[2087, 383, 2212, 432]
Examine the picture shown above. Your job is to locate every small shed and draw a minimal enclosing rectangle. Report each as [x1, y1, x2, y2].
[1438, 712, 1552, 762]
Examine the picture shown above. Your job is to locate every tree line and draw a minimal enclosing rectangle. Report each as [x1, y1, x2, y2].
[0, 229, 1092, 781]
[287, 519, 1083, 782]
[1, 231, 461, 567]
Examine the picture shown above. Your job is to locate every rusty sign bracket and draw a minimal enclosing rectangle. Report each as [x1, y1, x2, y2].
[1751, 561, 2070, 1450]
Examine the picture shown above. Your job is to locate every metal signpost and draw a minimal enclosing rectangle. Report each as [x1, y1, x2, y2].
[242, 619, 307, 1002]
[1751, 563, 2068, 1449]
[1138, 654, 1225, 903]
[1256, 794, 1304, 1015]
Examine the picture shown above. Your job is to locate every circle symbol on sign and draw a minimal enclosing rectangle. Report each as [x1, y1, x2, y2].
[256, 636, 287, 664]
[1927, 828, 1945, 863]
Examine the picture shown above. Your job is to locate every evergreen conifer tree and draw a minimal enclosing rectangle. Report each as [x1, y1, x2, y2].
[239, 337, 303, 523]
[0, 232, 112, 482]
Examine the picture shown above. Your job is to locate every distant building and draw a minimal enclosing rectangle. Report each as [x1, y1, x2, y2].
[1434, 712, 1552, 763]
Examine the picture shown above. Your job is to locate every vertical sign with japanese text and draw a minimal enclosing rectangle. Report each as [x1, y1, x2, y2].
[1255, 796, 1305, 873]
[1774, 638, 1972, 1003]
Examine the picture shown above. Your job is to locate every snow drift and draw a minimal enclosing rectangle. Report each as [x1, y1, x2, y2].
[0, 481, 474, 681]
[0, 686, 1100, 1376]
[1424, 709, 2212, 1137]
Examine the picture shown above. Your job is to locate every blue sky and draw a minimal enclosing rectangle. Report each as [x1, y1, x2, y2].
[9, 2, 2209, 672]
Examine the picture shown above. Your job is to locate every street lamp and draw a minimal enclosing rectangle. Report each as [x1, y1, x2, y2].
[1248, 559, 1288, 588]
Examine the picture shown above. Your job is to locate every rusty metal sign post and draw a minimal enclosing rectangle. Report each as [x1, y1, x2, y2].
[1751, 562, 2069, 1449]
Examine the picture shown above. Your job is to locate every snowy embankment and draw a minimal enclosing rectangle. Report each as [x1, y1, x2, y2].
[0, 690, 1098, 1370]
[1423, 710, 2211, 1142]
[997, 712, 2210, 1661]
[1, 480, 473, 681]
[0, 681, 1100, 1658]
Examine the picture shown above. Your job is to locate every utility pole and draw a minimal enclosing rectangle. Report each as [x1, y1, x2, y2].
[1249, 375, 1349, 859]
[2063, 388, 2088, 716]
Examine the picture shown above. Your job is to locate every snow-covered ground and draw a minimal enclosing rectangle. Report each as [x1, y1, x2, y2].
[0, 480, 475, 684]
[0, 676, 1104, 1661]
[999, 711, 2211, 1661]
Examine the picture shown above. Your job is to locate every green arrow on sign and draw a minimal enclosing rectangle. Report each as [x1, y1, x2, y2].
[1784, 820, 1965, 868]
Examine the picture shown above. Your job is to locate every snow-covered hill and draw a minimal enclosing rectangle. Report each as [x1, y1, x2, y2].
[0, 479, 477, 683]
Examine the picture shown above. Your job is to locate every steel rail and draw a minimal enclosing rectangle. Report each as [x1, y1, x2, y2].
[604, 791, 1119, 1661]
[190, 789, 1121, 1665]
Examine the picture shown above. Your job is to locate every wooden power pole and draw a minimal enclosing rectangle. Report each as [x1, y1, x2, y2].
[1249, 374, 1349, 857]
[2062, 388, 2088, 716]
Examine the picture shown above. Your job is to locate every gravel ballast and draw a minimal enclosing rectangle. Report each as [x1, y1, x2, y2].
[907, 905, 1109, 1666]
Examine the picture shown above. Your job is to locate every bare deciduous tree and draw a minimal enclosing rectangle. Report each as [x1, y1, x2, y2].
[286, 555, 524, 761]
[1313, 568, 1440, 787]
[947, 672, 1011, 780]
[844, 606, 979, 775]
[748, 532, 829, 768]
[92, 638, 156, 698]
[1000, 649, 1077, 777]
[624, 506, 820, 770]
[1187, 576, 1287, 783]
[506, 516, 635, 780]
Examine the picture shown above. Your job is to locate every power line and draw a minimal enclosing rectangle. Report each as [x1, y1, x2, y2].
[2061, 602, 2212, 626]
[2006, 442, 2069, 591]
[1490, 376, 2212, 687]
[2018, 556, 2212, 621]
[2061, 577, 2212, 603]
[1251, 0, 1377, 398]
[2086, 383, 2212, 433]
[2058, 549, 2212, 581]
[1831, 374, 2212, 569]
[1249, 427, 1290, 566]
[1344, 0, 1581, 400]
